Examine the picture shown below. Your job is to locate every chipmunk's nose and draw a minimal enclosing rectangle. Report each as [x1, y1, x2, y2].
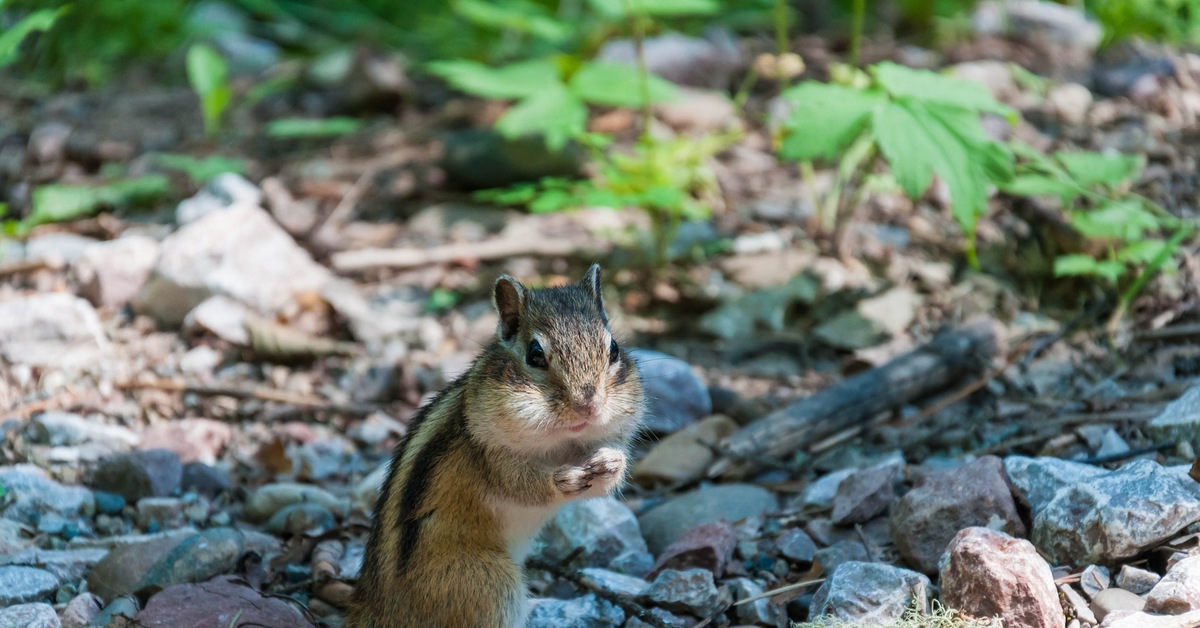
[572, 385, 600, 419]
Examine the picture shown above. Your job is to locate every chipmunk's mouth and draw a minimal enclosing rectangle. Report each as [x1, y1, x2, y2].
[562, 421, 590, 433]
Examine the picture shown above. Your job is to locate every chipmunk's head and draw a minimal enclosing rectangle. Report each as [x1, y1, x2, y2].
[483, 264, 643, 452]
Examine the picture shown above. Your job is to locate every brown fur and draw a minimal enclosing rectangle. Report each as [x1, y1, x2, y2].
[346, 265, 644, 628]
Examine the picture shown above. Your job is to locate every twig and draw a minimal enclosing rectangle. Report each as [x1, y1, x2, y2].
[1078, 441, 1175, 465]
[331, 237, 600, 273]
[731, 578, 825, 606]
[525, 557, 670, 628]
[114, 378, 376, 416]
[0, 259, 52, 278]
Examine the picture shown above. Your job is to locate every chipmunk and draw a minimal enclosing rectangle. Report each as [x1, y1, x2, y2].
[347, 265, 645, 628]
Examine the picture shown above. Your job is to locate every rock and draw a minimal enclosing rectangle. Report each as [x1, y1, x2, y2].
[1061, 583, 1097, 625]
[814, 287, 921, 350]
[799, 468, 857, 509]
[135, 498, 186, 531]
[809, 561, 930, 622]
[59, 592, 101, 628]
[0, 293, 109, 369]
[133, 204, 331, 327]
[1147, 385, 1200, 444]
[0, 548, 108, 582]
[1045, 82, 1093, 125]
[90, 596, 139, 627]
[1004, 455, 1106, 513]
[639, 484, 778, 555]
[629, 349, 711, 434]
[632, 415, 738, 486]
[1033, 460, 1200, 565]
[890, 456, 1025, 574]
[86, 528, 249, 601]
[137, 575, 314, 627]
[578, 568, 648, 598]
[1082, 564, 1112, 599]
[138, 419, 232, 465]
[25, 233, 98, 264]
[597, 30, 745, 89]
[539, 497, 653, 576]
[728, 577, 783, 627]
[939, 527, 1061, 628]
[175, 172, 263, 224]
[814, 540, 870, 574]
[1097, 429, 1131, 458]
[831, 462, 898, 525]
[180, 463, 232, 499]
[1147, 555, 1200, 613]
[1117, 564, 1162, 595]
[181, 296, 250, 344]
[28, 411, 139, 457]
[649, 520, 735, 579]
[776, 528, 818, 565]
[73, 235, 159, 308]
[0, 566, 59, 605]
[0, 603, 59, 628]
[698, 276, 818, 341]
[1101, 610, 1200, 627]
[0, 465, 94, 525]
[90, 449, 183, 502]
[0, 519, 33, 555]
[623, 608, 689, 628]
[640, 568, 723, 617]
[654, 88, 737, 132]
[93, 491, 125, 516]
[973, 0, 1102, 50]
[352, 462, 390, 512]
[265, 503, 336, 536]
[526, 594, 624, 628]
[1092, 588, 1147, 622]
[440, 129, 583, 190]
[243, 483, 346, 522]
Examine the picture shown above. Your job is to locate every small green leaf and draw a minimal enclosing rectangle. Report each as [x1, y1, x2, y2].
[1001, 175, 1082, 203]
[1094, 260, 1128, 282]
[1053, 254, 1099, 277]
[1118, 239, 1170, 264]
[186, 44, 231, 136]
[1055, 151, 1143, 189]
[425, 58, 561, 100]
[495, 83, 587, 150]
[568, 62, 678, 107]
[0, 7, 66, 68]
[426, 287, 460, 312]
[152, 153, 246, 185]
[587, 0, 719, 19]
[454, 0, 572, 42]
[779, 83, 885, 161]
[266, 117, 363, 138]
[873, 62, 1013, 117]
[1070, 200, 1161, 241]
[28, 175, 171, 227]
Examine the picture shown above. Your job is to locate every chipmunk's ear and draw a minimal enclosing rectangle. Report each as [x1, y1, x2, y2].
[579, 263, 607, 324]
[493, 275, 525, 342]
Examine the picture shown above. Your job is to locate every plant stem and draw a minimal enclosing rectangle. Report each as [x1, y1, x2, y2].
[1108, 226, 1191, 333]
[622, 0, 654, 139]
[774, 0, 791, 89]
[849, 0, 865, 68]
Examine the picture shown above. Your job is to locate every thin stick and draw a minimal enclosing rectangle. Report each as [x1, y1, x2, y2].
[114, 378, 376, 416]
[732, 578, 825, 606]
[331, 237, 597, 273]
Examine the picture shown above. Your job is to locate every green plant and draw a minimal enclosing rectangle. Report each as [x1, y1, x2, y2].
[5, 175, 170, 236]
[795, 598, 996, 628]
[779, 61, 1015, 265]
[0, 2, 66, 68]
[186, 43, 231, 137]
[265, 116, 363, 138]
[1087, 0, 1200, 46]
[152, 153, 247, 185]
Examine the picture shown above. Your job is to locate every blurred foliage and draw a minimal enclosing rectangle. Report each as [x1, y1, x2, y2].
[7, 175, 171, 236]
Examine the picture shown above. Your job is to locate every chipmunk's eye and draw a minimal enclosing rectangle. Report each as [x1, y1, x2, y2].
[608, 338, 619, 365]
[526, 339, 548, 369]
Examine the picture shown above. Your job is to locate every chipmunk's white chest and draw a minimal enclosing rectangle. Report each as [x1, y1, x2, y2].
[493, 500, 559, 562]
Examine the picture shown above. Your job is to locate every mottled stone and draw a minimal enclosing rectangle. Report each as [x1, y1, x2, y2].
[809, 561, 929, 622]
[639, 484, 777, 555]
[539, 497, 653, 576]
[1146, 385, 1200, 443]
[1081, 564, 1111, 599]
[831, 463, 898, 525]
[526, 594, 624, 628]
[90, 450, 183, 502]
[1147, 555, 1200, 613]
[940, 527, 1062, 628]
[0, 603, 59, 628]
[1004, 455, 1105, 513]
[640, 568, 723, 617]
[629, 349, 711, 434]
[1116, 564, 1161, 595]
[0, 566, 59, 606]
[649, 520, 735, 579]
[1091, 587, 1146, 622]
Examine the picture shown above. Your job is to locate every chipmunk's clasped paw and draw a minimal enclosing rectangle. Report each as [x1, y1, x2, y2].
[554, 447, 627, 498]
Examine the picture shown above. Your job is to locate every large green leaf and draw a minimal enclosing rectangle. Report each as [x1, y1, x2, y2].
[587, 0, 719, 19]
[873, 62, 1013, 117]
[1118, 239, 1170, 264]
[0, 7, 66, 68]
[454, 0, 571, 42]
[1055, 151, 1143, 189]
[1001, 174, 1082, 204]
[425, 58, 562, 100]
[496, 83, 587, 150]
[1070, 200, 1161, 241]
[568, 62, 678, 107]
[779, 83, 886, 161]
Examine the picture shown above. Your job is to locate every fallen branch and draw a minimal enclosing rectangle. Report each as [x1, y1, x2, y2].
[331, 237, 600, 273]
[710, 319, 1001, 479]
[114, 378, 376, 416]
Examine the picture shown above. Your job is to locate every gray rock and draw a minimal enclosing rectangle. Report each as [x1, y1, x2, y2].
[526, 594, 624, 628]
[180, 463, 232, 499]
[640, 568, 723, 616]
[243, 482, 346, 522]
[90, 449, 183, 503]
[135, 498, 186, 531]
[728, 577, 784, 626]
[1045, 82, 1093, 125]
[0, 566, 59, 605]
[629, 349, 710, 434]
[973, 0, 1102, 50]
[1117, 564, 1161, 595]
[0, 293, 109, 369]
[90, 596, 138, 627]
[814, 540, 870, 575]
[1033, 460, 1200, 565]
[623, 608, 689, 628]
[776, 528, 818, 564]
[0, 548, 108, 582]
[597, 30, 746, 89]
[0, 603, 59, 628]
[579, 568, 648, 598]
[1097, 429, 1131, 457]
[265, 503, 336, 536]
[809, 561, 930, 622]
[939, 527, 1061, 628]
[1061, 583, 1097, 626]
[133, 204, 331, 326]
[73, 235, 159, 308]
[639, 484, 777, 555]
[831, 463, 898, 525]
[697, 276, 818, 342]
[28, 412, 139, 453]
[25, 233, 98, 264]
[814, 287, 921, 350]
[181, 295, 250, 345]
[440, 129, 583, 190]
[1147, 555, 1200, 613]
[58, 592, 101, 628]
[1005, 455, 1106, 513]
[1082, 564, 1111, 599]
[539, 497, 652, 576]
[1101, 610, 1200, 628]
[799, 468, 856, 509]
[175, 172, 263, 224]
[0, 465, 94, 525]
[654, 88, 737, 133]
[1147, 385, 1200, 444]
[1092, 587, 1146, 622]
[86, 527, 248, 601]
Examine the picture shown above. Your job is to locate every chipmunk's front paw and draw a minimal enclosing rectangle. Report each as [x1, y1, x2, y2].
[554, 448, 627, 498]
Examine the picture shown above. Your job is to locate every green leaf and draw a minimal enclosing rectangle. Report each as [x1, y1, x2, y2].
[186, 44, 231, 136]
[266, 117, 363, 138]
[1118, 239, 1170, 264]
[0, 7, 66, 68]
[152, 153, 247, 185]
[779, 83, 886, 161]
[495, 84, 587, 150]
[873, 62, 1013, 117]
[1070, 200, 1161, 241]
[1053, 254, 1099, 277]
[28, 175, 170, 227]
[1055, 151, 1143, 189]
[568, 62, 678, 107]
[425, 58, 561, 100]
[1001, 174, 1081, 202]
[1094, 260, 1128, 282]
[454, 0, 571, 42]
[587, 0, 719, 19]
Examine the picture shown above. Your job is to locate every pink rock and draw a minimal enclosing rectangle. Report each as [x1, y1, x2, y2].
[139, 418, 233, 465]
[648, 520, 736, 579]
[940, 527, 1062, 628]
[1147, 555, 1200, 614]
